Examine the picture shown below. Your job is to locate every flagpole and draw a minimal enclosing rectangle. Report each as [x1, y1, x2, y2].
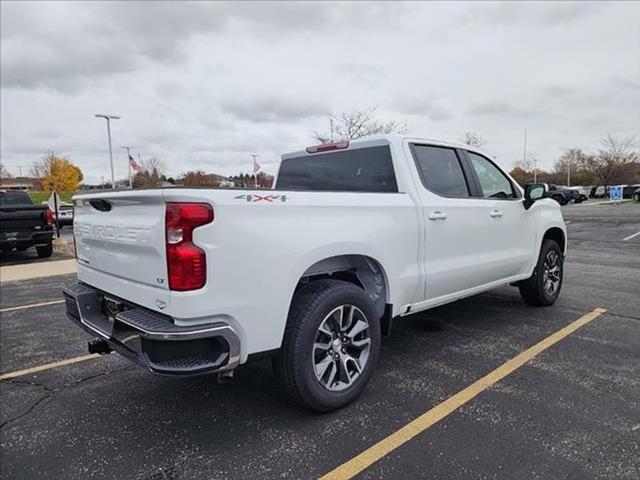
[121, 145, 134, 189]
[251, 154, 260, 189]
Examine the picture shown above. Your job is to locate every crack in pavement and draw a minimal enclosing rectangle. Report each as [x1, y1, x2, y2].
[0, 392, 52, 429]
[0, 364, 135, 430]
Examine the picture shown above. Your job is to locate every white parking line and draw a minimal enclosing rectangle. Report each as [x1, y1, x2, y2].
[0, 300, 65, 313]
[623, 231, 640, 242]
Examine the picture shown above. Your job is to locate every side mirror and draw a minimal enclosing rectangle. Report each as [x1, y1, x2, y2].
[523, 183, 548, 210]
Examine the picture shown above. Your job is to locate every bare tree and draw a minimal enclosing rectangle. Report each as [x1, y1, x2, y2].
[181, 170, 221, 188]
[512, 153, 545, 184]
[31, 151, 55, 179]
[552, 148, 596, 186]
[0, 161, 11, 178]
[553, 148, 591, 174]
[460, 131, 486, 148]
[312, 107, 408, 144]
[589, 133, 638, 186]
[514, 157, 534, 173]
[133, 158, 166, 189]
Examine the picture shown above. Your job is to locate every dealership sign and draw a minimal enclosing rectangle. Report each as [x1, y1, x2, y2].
[609, 185, 623, 202]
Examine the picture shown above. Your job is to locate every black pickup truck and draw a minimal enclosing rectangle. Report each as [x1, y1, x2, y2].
[0, 190, 54, 257]
[548, 184, 583, 206]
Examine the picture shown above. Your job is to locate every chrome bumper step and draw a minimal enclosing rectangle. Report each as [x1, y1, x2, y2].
[63, 282, 240, 376]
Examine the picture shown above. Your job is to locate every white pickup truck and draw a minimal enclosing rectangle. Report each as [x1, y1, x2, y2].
[64, 135, 566, 411]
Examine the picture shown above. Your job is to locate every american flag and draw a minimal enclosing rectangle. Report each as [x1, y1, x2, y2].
[129, 154, 140, 172]
[253, 156, 262, 174]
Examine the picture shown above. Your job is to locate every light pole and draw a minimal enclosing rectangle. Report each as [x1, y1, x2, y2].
[94, 113, 120, 189]
[121, 145, 134, 189]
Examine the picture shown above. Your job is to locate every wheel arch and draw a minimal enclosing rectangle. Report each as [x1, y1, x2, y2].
[294, 254, 391, 325]
[542, 226, 566, 255]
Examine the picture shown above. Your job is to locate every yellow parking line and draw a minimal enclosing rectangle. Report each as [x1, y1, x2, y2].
[623, 230, 640, 241]
[319, 307, 607, 480]
[0, 300, 65, 313]
[0, 354, 100, 381]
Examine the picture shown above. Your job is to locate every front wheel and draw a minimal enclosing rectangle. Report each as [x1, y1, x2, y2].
[518, 239, 563, 306]
[273, 279, 381, 412]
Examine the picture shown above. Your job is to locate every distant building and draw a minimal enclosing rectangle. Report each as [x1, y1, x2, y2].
[0, 176, 36, 190]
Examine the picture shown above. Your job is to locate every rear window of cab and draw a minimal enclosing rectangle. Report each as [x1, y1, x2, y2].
[277, 146, 398, 192]
[0, 190, 33, 206]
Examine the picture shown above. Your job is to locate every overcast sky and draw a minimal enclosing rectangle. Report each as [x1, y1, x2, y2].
[1, 1, 639, 183]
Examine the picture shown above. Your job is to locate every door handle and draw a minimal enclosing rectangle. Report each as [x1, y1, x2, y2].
[490, 209, 503, 218]
[428, 211, 447, 220]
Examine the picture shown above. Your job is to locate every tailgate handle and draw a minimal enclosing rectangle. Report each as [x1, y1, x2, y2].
[89, 199, 112, 212]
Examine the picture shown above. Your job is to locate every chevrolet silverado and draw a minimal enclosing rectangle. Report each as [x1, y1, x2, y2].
[64, 136, 566, 411]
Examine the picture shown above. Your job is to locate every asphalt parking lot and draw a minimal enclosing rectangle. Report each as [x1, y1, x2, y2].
[1, 203, 639, 480]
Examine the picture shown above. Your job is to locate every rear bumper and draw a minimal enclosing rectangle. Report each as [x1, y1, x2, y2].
[0, 228, 53, 249]
[62, 282, 241, 375]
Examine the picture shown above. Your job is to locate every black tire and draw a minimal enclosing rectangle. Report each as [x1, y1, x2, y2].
[518, 239, 563, 306]
[36, 242, 53, 258]
[273, 279, 381, 412]
[634, 193, 640, 203]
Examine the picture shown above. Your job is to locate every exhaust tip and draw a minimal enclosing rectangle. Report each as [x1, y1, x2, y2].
[217, 370, 235, 384]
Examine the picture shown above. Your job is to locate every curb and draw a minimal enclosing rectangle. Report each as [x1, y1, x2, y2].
[0, 259, 77, 283]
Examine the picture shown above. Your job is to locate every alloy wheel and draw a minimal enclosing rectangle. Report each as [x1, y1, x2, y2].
[542, 250, 561, 296]
[312, 305, 371, 392]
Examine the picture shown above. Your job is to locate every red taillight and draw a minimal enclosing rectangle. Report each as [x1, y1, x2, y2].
[305, 141, 349, 154]
[165, 203, 214, 291]
[45, 208, 54, 225]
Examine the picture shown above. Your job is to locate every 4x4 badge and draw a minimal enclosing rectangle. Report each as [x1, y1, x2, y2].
[234, 194, 287, 203]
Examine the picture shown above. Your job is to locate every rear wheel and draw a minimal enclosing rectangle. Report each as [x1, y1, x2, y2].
[518, 239, 563, 306]
[273, 279, 380, 412]
[36, 242, 53, 258]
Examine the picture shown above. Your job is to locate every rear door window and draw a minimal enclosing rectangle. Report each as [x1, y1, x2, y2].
[277, 146, 398, 192]
[411, 145, 470, 197]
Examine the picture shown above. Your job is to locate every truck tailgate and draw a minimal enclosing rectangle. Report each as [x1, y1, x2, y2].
[74, 191, 167, 289]
[0, 206, 46, 234]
